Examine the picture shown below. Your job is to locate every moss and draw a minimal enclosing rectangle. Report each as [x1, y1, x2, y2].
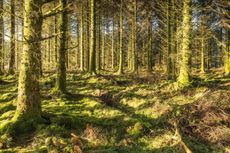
[127, 122, 143, 136]
[0, 110, 44, 136]
[0, 111, 15, 120]
[50, 116, 79, 130]
[40, 76, 55, 88]
[0, 102, 16, 114]
[0, 93, 17, 103]
[39, 124, 69, 138]
[1, 73, 229, 152]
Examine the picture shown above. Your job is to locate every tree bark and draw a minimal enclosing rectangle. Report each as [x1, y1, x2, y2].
[15, 0, 43, 121]
[177, 0, 192, 86]
[9, 0, 15, 74]
[224, 29, 230, 75]
[80, 0, 84, 71]
[56, 0, 68, 93]
[0, 0, 3, 74]
[117, 0, 123, 74]
[89, 0, 96, 74]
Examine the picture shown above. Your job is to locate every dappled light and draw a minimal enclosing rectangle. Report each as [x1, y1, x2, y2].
[0, 0, 230, 152]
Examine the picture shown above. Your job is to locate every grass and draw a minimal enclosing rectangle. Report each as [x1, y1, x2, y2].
[0, 72, 229, 152]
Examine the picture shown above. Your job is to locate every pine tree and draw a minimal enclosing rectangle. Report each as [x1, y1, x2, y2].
[177, 0, 192, 87]
[224, 29, 230, 75]
[8, 0, 15, 74]
[0, 0, 3, 74]
[0, 0, 44, 134]
[89, 0, 96, 75]
[56, 0, 68, 93]
[117, 0, 123, 74]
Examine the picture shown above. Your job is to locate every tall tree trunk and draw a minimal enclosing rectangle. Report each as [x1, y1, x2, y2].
[117, 0, 123, 74]
[167, 0, 175, 80]
[128, 27, 132, 70]
[147, 15, 152, 73]
[80, 0, 84, 71]
[177, 0, 192, 86]
[200, 7, 205, 74]
[89, 0, 96, 74]
[9, 0, 15, 74]
[48, 26, 51, 70]
[56, 0, 68, 93]
[96, 15, 101, 71]
[15, 18, 19, 71]
[173, 0, 178, 76]
[101, 17, 105, 70]
[85, 0, 90, 71]
[54, 13, 58, 65]
[111, 16, 115, 70]
[224, 29, 230, 75]
[15, 0, 43, 122]
[131, 0, 137, 73]
[0, 0, 3, 74]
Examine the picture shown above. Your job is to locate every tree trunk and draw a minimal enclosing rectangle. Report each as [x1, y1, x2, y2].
[80, 0, 84, 71]
[200, 7, 205, 74]
[54, 13, 58, 65]
[85, 0, 90, 71]
[9, 0, 15, 74]
[167, 0, 175, 80]
[96, 15, 101, 71]
[111, 16, 115, 70]
[101, 17, 105, 70]
[177, 0, 192, 86]
[117, 0, 123, 74]
[0, 0, 3, 74]
[56, 0, 68, 93]
[147, 15, 152, 73]
[224, 29, 230, 75]
[89, 0, 96, 75]
[131, 0, 137, 73]
[15, 0, 43, 122]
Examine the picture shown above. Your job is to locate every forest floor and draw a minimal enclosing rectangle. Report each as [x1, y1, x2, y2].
[0, 70, 230, 153]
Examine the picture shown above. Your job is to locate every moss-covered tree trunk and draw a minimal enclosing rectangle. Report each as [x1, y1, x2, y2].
[117, 0, 123, 74]
[9, 0, 15, 74]
[200, 35, 205, 73]
[0, 0, 3, 74]
[14, 0, 43, 122]
[224, 29, 230, 75]
[177, 0, 192, 87]
[200, 7, 205, 74]
[89, 0, 96, 75]
[56, 0, 68, 93]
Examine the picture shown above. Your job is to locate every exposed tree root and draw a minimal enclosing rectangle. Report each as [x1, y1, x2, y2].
[170, 121, 193, 153]
[0, 112, 45, 137]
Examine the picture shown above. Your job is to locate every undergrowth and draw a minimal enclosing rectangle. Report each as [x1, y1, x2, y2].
[0, 72, 229, 153]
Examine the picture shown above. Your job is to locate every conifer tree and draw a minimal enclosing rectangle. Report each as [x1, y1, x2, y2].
[177, 0, 192, 86]
[56, 0, 68, 93]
